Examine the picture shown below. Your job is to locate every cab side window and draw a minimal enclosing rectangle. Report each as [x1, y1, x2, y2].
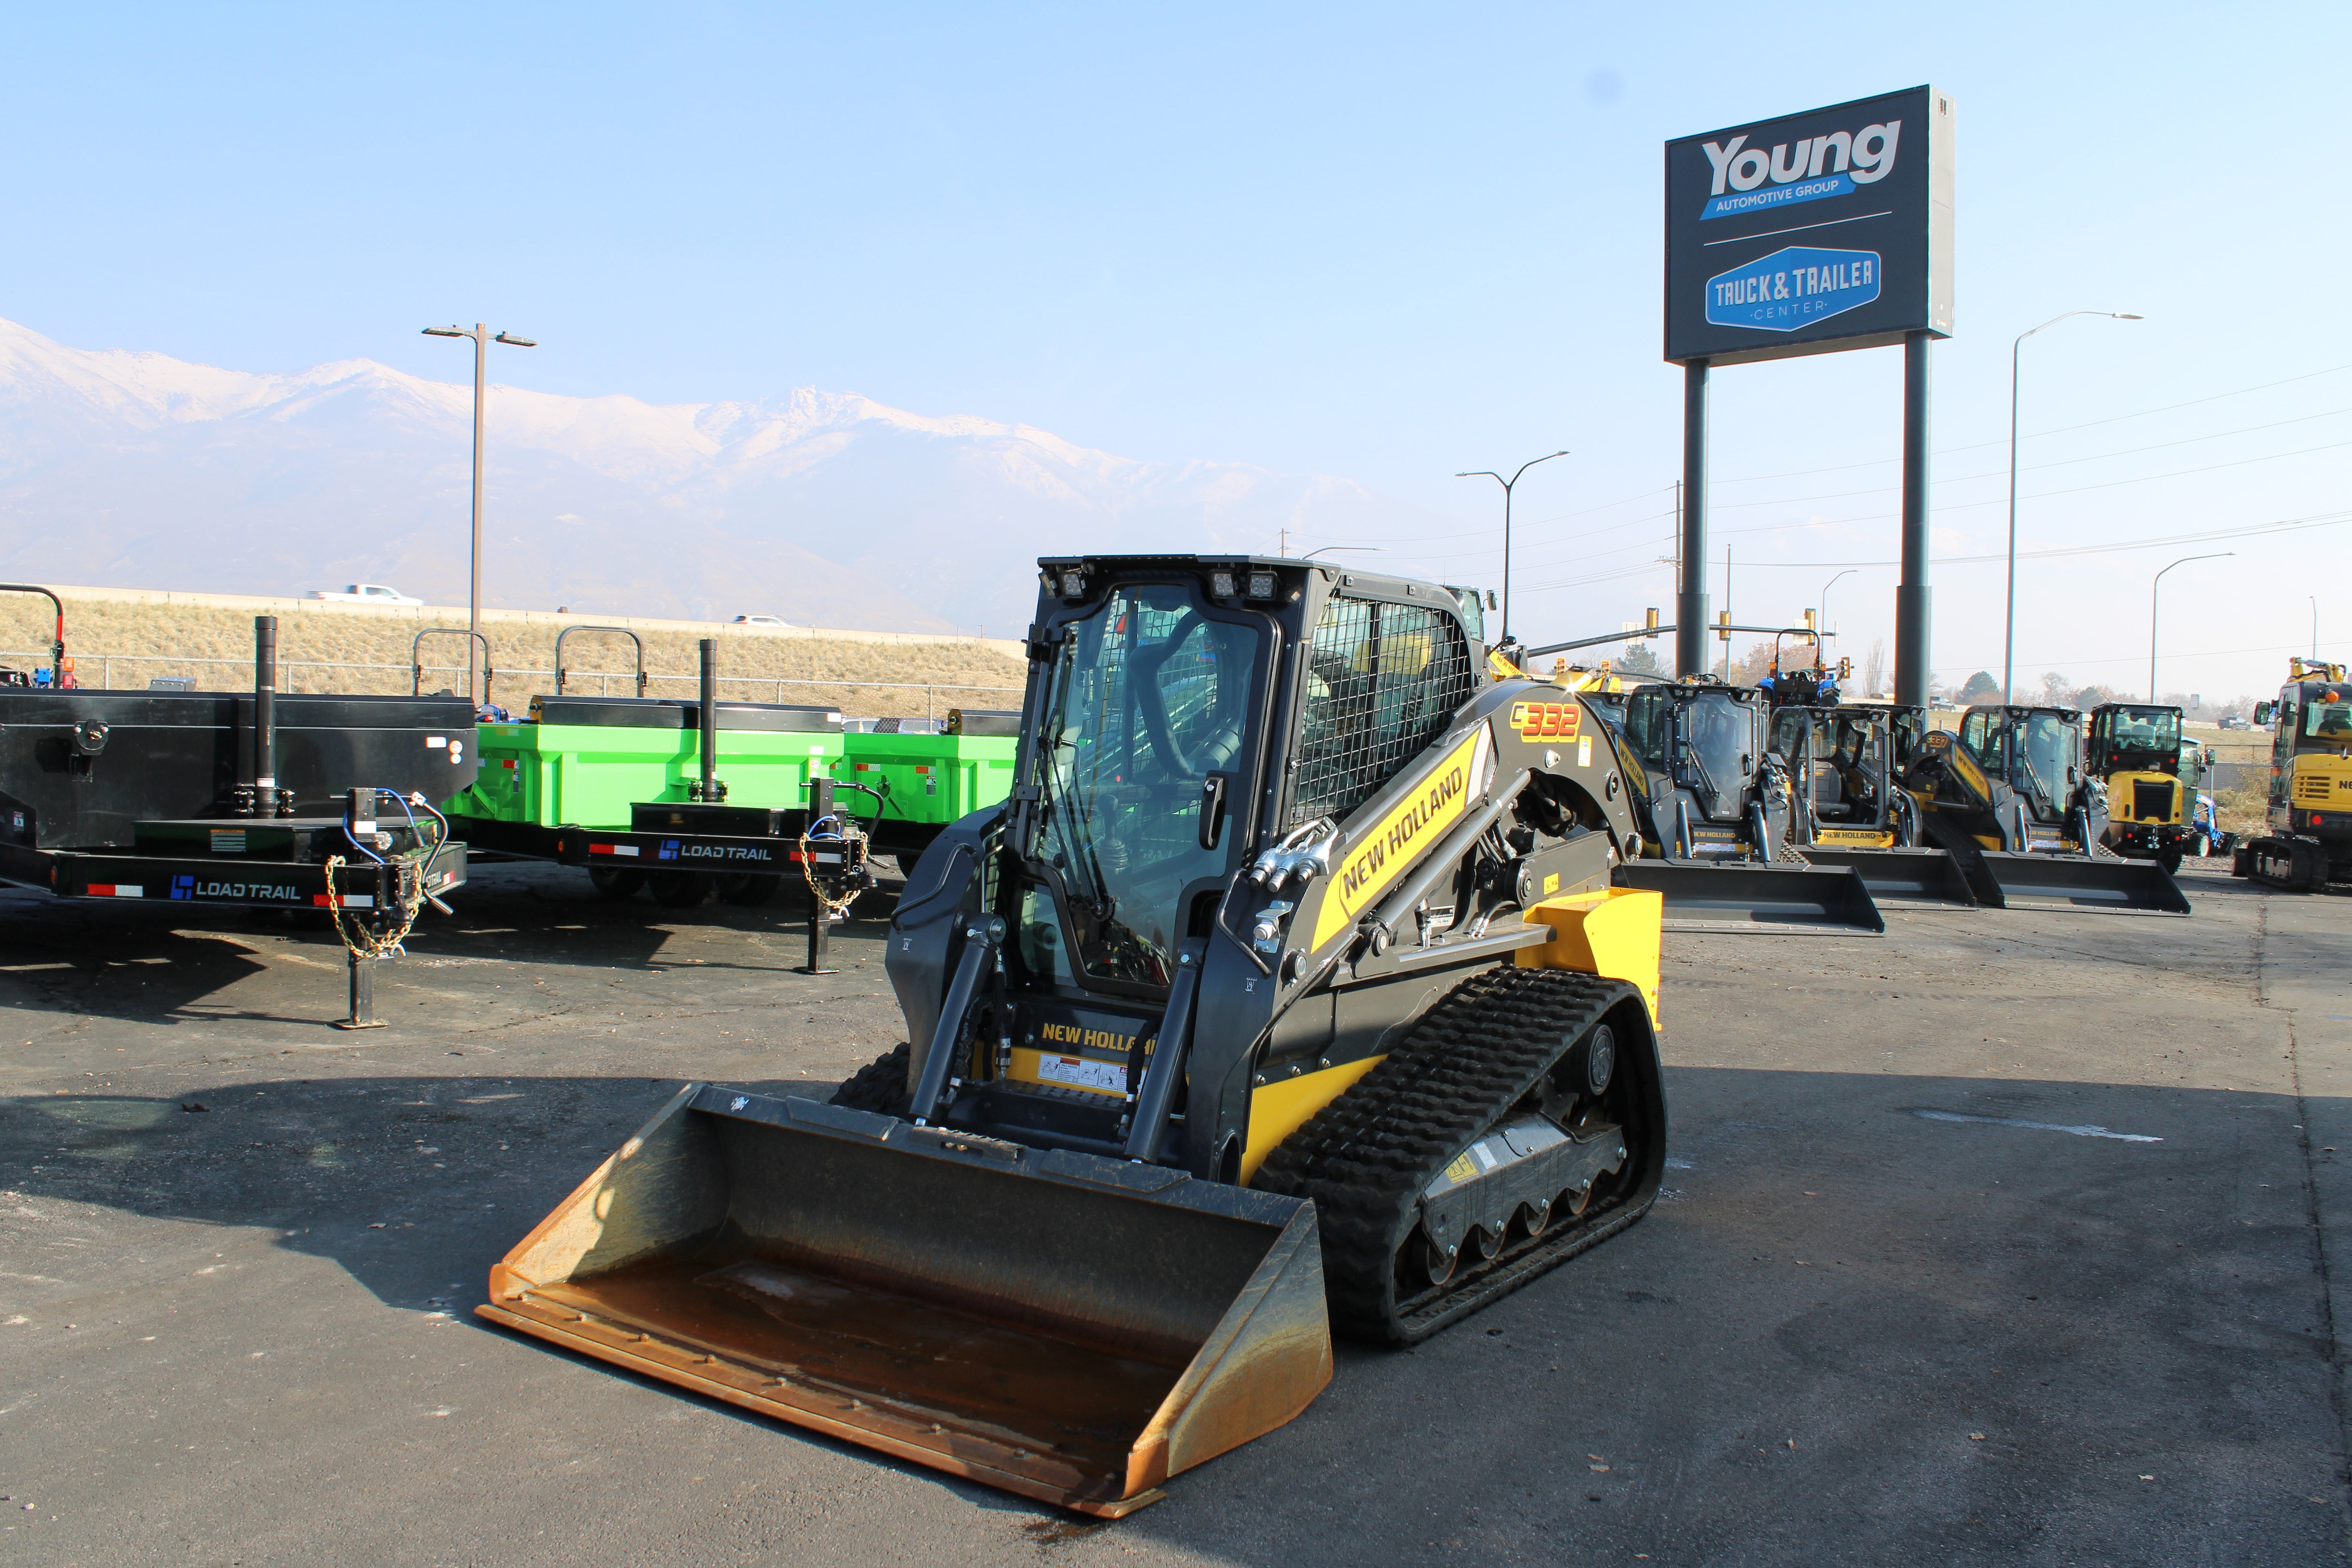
[1290, 597, 1474, 825]
[1623, 689, 1670, 773]
[1960, 710, 1996, 766]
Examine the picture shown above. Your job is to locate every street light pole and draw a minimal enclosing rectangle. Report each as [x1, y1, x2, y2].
[423, 323, 537, 702]
[2150, 552, 2233, 702]
[1456, 450, 1568, 645]
[2005, 310, 2141, 704]
[1818, 568, 1856, 670]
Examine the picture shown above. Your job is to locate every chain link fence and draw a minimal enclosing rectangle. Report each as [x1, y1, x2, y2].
[2, 649, 1021, 721]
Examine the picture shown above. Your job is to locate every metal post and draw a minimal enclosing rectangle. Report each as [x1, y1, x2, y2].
[423, 323, 535, 706]
[2004, 310, 2141, 702]
[1894, 333, 1932, 708]
[337, 832, 389, 1030]
[694, 637, 725, 802]
[468, 325, 486, 703]
[2150, 553, 2234, 700]
[802, 775, 835, 975]
[1676, 361, 1710, 677]
[252, 615, 278, 817]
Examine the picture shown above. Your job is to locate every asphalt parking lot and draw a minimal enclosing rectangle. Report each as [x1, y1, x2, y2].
[2, 858, 2346, 1567]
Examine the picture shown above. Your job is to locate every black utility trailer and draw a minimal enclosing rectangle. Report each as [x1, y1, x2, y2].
[0, 606, 478, 1024]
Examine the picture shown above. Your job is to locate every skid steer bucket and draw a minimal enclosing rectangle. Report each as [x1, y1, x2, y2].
[1614, 861, 1885, 935]
[479, 1084, 1331, 1517]
[1974, 852, 2190, 915]
[1796, 847, 1978, 908]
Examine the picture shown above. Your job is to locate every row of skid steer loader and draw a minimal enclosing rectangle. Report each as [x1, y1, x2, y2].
[479, 553, 1885, 1517]
[1902, 704, 2189, 914]
[1598, 676, 1886, 933]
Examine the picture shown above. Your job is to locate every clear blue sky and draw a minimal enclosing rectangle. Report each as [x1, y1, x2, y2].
[6, 2, 2346, 700]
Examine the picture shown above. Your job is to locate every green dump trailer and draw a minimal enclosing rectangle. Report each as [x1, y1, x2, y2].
[439, 636, 1020, 973]
[844, 711, 1020, 860]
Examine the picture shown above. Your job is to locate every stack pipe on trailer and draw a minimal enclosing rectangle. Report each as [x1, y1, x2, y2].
[250, 615, 281, 817]
[694, 637, 726, 802]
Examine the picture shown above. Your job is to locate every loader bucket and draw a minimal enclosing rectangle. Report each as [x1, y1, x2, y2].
[479, 1084, 1331, 1517]
[1614, 861, 1885, 935]
[1974, 852, 2191, 915]
[1796, 846, 1978, 908]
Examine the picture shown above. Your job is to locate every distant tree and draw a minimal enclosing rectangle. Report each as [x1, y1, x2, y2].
[2070, 684, 2122, 710]
[2038, 671, 2074, 704]
[1616, 640, 1665, 675]
[1958, 670, 2002, 703]
[1862, 637, 1887, 696]
[1726, 639, 1778, 686]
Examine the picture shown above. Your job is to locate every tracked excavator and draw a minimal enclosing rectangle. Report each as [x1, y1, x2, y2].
[1902, 703, 2188, 914]
[483, 555, 1706, 1515]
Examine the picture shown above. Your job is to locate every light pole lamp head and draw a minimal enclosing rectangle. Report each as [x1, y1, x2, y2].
[2114, 313, 2144, 320]
[494, 332, 537, 347]
[421, 326, 468, 338]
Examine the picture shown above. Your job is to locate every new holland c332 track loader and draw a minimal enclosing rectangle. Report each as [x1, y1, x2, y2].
[483, 554, 1709, 1517]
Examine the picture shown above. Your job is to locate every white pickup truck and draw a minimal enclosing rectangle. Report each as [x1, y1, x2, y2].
[308, 584, 423, 606]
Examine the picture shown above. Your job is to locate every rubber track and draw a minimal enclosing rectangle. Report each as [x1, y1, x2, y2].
[829, 1042, 913, 1116]
[1255, 966, 1644, 1345]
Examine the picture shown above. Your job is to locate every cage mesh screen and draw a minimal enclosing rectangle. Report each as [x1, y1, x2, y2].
[1290, 597, 1474, 825]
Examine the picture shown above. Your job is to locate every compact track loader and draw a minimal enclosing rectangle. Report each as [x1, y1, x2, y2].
[1771, 702, 1975, 908]
[2239, 659, 2352, 891]
[1603, 678, 1883, 932]
[1902, 704, 2188, 914]
[484, 555, 1690, 1515]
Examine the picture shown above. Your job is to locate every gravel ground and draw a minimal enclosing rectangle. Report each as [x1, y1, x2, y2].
[1, 858, 2346, 1566]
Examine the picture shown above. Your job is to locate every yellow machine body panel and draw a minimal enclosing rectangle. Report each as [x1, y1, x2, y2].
[1240, 1056, 1388, 1185]
[2108, 769, 2187, 827]
[1515, 887, 1664, 1025]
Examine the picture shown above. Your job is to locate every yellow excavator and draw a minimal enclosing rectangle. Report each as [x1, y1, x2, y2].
[483, 555, 1735, 1516]
[2241, 658, 2352, 891]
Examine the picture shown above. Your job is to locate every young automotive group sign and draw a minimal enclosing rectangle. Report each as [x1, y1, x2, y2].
[1665, 87, 1954, 365]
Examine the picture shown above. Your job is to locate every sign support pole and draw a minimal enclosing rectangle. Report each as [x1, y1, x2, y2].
[1895, 330, 1933, 707]
[1675, 360, 1711, 678]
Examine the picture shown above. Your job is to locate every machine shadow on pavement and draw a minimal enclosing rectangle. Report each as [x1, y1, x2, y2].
[2, 1055, 2337, 1567]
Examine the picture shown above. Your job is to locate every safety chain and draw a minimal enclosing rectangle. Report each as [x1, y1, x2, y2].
[797, 823, 865, 922]
[321, 853, 426, 960]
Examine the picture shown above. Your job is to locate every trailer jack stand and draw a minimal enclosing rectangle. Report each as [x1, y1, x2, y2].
[334, 863, 392, 1030]
[800, 901, 835, 976]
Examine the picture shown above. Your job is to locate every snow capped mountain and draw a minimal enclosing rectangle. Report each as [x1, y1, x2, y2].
[0, 318, 1427, 632]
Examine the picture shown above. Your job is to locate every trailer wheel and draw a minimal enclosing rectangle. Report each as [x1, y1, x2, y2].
[649, 871, 711, 909]
[717, 873, 782, 907]
[588, 867, 646, 899]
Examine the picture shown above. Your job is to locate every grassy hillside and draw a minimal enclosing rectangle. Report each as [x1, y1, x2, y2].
[0, 592, 1027, 720]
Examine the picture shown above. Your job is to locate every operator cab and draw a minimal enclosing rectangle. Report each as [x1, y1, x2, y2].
[1770, 706, 1890, 826]
[1619, 682, 1775, 858]
[1958, 705, 2085, 826]
[2088, 704, 2184, 778]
